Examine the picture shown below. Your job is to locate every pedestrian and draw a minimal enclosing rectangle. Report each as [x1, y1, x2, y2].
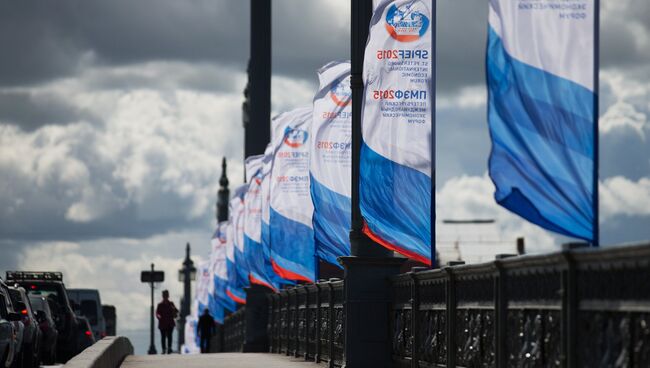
[155, 290, 178, 354]
[197, 308, 215, 353]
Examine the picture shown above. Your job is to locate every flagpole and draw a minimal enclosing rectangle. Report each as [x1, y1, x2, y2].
[593, 0, 600, 247]
[349, 0, 392, 258]
[430, 0, 437, 266]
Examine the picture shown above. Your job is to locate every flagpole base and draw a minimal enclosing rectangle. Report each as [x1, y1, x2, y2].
[243, 284, 272, 352]
[338, 256, 406, 368]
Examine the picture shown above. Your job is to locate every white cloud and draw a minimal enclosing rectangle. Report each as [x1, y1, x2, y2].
[436, 174, 557, 257]
[600, 71, 650, 139]
[16, 229, 212, 333]
[601, 176, 650, 219]
[0, 61, 248, 237]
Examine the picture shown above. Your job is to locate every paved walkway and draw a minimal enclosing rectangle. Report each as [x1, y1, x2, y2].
[121, 353, 317, 368]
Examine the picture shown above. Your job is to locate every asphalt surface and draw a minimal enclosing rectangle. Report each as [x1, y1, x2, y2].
[121, 353, 317, 368]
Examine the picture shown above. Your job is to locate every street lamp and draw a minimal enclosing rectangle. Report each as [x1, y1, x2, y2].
[177, 242, 196, 352]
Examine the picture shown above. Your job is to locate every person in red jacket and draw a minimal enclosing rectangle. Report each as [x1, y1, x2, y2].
[155, 290, 178, 354]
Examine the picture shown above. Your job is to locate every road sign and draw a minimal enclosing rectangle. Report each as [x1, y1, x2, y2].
[141, 270, 164, 283]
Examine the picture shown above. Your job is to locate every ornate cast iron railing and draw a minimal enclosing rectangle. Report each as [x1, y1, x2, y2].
[267, 279, 346, 367]
[221, 307, 246, 352]
[389, 242, 650, 368]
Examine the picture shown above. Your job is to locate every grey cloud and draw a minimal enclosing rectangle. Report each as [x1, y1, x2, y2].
[0, 0, 249, 87]
[0, 91, 96, 131]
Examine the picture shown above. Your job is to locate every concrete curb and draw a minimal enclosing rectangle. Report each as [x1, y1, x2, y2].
[63, 336, 134, 368]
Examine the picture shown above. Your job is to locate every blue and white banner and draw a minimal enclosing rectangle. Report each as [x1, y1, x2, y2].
[210, 222, 235, 313]
[226, 185, 248, 304]
[207, 229, 225, 323]
[311, 61, 352, 267]
[244, 154, 279, 290]
[269, 107, 316, 282]
[195, 260, 211, 314]
[361, 0, 434, 265]
[487, 0, 597, 242]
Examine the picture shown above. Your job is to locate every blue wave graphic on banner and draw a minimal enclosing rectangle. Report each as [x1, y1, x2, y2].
[269, 207, 315, 282]
[245, 235, 280, 291]
[213, 275, 236, 312]
[310, 175, 350, 267]
[207, 293, 224, 324]
[360, 142, 431, 264]
[487, 27, 594, 241]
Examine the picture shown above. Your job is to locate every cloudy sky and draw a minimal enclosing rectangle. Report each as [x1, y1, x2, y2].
[0, 0, 649, 351]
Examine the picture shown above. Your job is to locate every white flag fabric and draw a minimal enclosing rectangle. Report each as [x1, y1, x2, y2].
[486, 0, 597, 242]
[360, 0, 434, 265]
[310, 60, 352, 267]
[195, 260, 211, 309]
[269, 107, 316, 282]
[226, 185, 248, 304]
[244, 154, 278, 290]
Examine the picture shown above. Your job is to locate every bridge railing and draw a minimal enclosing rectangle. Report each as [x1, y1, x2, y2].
[222, 307, 246, 352]
[267, 279, 345, 367]
[389, 243, 650, 368]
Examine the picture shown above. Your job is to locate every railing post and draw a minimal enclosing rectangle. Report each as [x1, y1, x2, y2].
[495, 260, 507, 368]
[410, 268, 426, 368]
[445, 267, 456, 368]
[315, 282, 323, 362]
[243, 284, 271, 352]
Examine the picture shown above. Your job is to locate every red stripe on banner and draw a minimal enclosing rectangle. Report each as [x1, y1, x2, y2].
[362, 221, 432, 266]
[271, 259, 312, 283]
[249, 274, 278, 292]
[226, 289, 246, 305]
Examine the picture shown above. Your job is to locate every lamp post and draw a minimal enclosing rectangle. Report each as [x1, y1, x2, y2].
[140, 263, 164, 355]
[177, 243, 196, 352]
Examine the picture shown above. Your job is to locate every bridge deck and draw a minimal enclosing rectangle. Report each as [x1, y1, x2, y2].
[121, 353, 317, 368]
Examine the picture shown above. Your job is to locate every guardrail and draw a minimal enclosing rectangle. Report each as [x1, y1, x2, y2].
[389, 242, 650, 368]
[266, 279, 345, 367]
[63, 336, 133, 368]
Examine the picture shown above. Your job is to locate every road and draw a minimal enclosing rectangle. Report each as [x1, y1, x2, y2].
[121, 353, 318, 368]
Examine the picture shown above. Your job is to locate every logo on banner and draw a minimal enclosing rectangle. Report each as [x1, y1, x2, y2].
[283, 127, 309, 148]
[330, 76, 351, 107]
[385, 2, 430, 42]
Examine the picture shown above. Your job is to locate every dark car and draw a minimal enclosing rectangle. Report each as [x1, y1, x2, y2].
[5, 272, 81, 363]
[28, 296, 57, 365]
[102, 305, 116, 336]
[7, 288, 40, 368]
[74, 316, 95, 352]
[0, 279, 21, 368]
[0, 280, 22, 368]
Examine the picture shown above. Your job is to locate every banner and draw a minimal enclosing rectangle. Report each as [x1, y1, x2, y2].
[210, 222, 235, 313]
[195, 260, 211, 314]
[311, 61, 352, 267]
[360, 0, 434, 265]
[269, 107, 316, 282]
[487, 0, 597, 242]
[226, 185, 248, 304]
[244, 154, 279, 290]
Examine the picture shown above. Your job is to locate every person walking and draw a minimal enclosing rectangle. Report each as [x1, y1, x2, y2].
[197, 308, 216, 353]
[155, 290, 178, 354]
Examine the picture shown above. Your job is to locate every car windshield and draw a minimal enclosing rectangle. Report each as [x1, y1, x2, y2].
[8, 289, 22, 308]
[29, 297, 44, 311]
[23, 283, 65, 306]
[80, 300, 98, 322]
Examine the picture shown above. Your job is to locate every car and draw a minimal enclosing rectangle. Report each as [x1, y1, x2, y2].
[5, 272, 81, 363]
[0, 279, 21, 368]
[0, 280, 23, 368]
[7, 287, 41, 368]
[74, 316, 95, 352]
[28, 296, 57, 365]
[102, 305, 116, 336]
[67, 289, 106, 341]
